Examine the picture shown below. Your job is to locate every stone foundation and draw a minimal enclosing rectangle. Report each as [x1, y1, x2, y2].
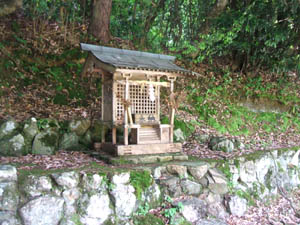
[0, 147, 299, 225]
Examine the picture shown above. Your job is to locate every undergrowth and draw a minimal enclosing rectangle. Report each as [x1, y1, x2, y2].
[181, 69, 300, 137]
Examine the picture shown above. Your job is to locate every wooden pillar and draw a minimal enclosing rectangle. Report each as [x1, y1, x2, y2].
[112, 127, 117, 144]
[124, 126, 128, 145]
[124, 75, 130, 145]
[168, 77, 176, 143]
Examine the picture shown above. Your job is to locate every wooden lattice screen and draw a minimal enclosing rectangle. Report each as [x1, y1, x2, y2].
[115, 83, 158, 121]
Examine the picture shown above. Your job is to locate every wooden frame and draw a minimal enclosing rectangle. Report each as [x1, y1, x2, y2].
[98, 69, 182, 155]
[90, 54, 185, 155]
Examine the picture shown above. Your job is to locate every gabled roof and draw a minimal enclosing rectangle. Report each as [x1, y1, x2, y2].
[81, 43, 195, 76]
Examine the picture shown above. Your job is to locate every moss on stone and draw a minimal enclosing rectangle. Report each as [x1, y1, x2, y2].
[133, 214, 164, 225]
[235, 189, 256, 206]
[17, 167, 74, 187]
[130, 170, 153, 200]
[103, 219, 116, 225]
[277, 146, 300, 157]
[70, 214, 83, 225]
[40, 133, 58, 147]
[109, 157, 133, 165]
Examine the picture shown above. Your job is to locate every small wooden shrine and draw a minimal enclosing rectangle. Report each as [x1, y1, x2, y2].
[81, 43, 195, 156]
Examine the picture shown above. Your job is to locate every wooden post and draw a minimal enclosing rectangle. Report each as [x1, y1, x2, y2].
[112, 127, 117, 144]
[169, 78, 175, 143]
[101, 73, 104, 121]
[124, 126, 128, 145]
[128, 107, 133, 125]
[124, 75, 130, 145]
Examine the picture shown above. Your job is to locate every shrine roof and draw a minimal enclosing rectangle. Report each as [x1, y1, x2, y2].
[81, 43, 196, 76]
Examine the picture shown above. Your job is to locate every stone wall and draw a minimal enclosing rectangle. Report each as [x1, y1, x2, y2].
[0, 118, 99, 156]
[0, 147, 299, 225]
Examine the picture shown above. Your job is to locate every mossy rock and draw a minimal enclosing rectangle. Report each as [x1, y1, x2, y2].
[59, 132, 79, 150]
[79, 130, 93, 149]
[133, 214, 164, 225]
[0, 133, 26, 156]
[32, 129, 59, 155]
[130, 170, 153, 200]
[69, 119, 91, 136]
[89, 120, 103, 142]
[0, 119, 19, 140]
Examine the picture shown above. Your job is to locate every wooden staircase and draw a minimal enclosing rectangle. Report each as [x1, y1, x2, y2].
[138, 127, 160, 144]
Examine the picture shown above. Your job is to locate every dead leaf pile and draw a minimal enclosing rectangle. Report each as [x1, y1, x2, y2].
[227, 190, 300, 225]
[0, 151, 105, 170]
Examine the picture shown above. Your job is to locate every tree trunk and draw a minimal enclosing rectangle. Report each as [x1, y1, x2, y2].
[88, 0, 112, 44]
[82, 0, 112, 77]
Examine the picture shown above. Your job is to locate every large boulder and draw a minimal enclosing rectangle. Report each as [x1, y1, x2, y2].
[79, 192, 113, 225]
[32, 129, 59, 155]
[228, 195, 247, 217]
[0, 120, 19, 140]
[110, 173, 137, 219]
[188, 163, 209, 182]
[52, 171, 80, 189]
[23, 118, 39, 153]
[111, 172, 130, 185]
[166, 164, 188, 178]
[239, 160, 257, 187]
[176, 197, 207, 223]
[160, 176, 182, 197]
[0, 165, 17, 182]
[23, 118, 39, 140]
[0, 181, 19, 211]
[59, 132, 79, 150]
[79, 130, 93, 148]
[0, 134, 26, 156]
[207, 202, 229, 220]
[207, 169, 228, 195]
[81, 173, 105, 192]
[63, 188, 81, 216]
[181, 179, 202, 195]
[19, 195, 64, 225]
[0, 211, 21, 225]
[21, 175, 52, 199]
[208, 169, 227, 184]
[209, 137, 235, 153]
[68, 119, 91, 136]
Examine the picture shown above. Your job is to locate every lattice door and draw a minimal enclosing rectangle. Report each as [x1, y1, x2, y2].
[115, 83, 158, 122]
[116, 83, 125, 121]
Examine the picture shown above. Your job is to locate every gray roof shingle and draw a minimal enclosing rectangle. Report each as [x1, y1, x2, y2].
[81, 43, 194, 75]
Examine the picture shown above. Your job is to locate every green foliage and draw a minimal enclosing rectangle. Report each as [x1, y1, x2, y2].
[23, 0, 88, 24]
[136, 203, 150, 216]
[110, 0, 299, 73]
[70, 214, 83, 225]
[235, 189, 256, 206]
[161, 196, 184, 224]
[198, 0, 300, 72]
[174, 118, 195, 138]
[163, 207, 177, 219]
[37, 118, 49, 130]
[130, 170, 153, 200]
